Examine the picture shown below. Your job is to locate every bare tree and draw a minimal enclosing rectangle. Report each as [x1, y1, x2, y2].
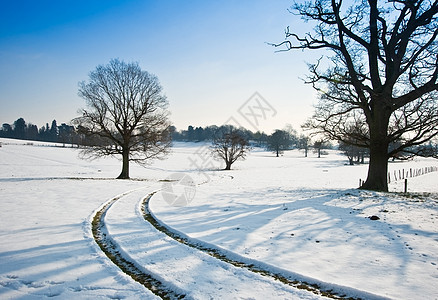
[297, 134, 311, 157]
[211, 128, 251, 170]
[313, 139, 330, 158]
[339, 141, 368, 165]
[74, 59, 171, 179]
[273, 0, 438, 191]
[267, 129, 292, 157]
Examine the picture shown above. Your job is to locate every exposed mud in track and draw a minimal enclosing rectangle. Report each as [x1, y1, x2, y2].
[142, 192, 369, 300]
[91, 191, 185, 299]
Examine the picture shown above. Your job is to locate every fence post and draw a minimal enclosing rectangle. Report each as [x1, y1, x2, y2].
[404, 179, 408, 193]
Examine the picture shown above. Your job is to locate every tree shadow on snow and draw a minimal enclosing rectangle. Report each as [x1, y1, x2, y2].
[154, 188, 437, 288]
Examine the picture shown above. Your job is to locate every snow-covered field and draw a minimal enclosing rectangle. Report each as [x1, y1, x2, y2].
[0, 138, 437, 299]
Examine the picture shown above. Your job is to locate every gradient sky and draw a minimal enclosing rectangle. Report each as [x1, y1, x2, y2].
[0, 0, 321, 133]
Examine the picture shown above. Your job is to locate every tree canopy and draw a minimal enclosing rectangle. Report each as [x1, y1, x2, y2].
[275, 0, 438, 191]
[211, 127, 251, 170]
[267, 130, 293, 157]
[74, 59, 171, 179]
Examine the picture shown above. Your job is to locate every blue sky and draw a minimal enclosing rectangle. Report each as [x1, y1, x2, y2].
[0, 0, 319, 133]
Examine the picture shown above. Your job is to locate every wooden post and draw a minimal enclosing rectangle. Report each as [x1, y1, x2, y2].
[404, 179, 408, 193]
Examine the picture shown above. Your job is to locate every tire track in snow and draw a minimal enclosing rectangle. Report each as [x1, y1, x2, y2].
[143, 192, 389, 300]
[91, 190, 185, 299]
[99, 188, 330, 299]
[93, 187, 387, 300]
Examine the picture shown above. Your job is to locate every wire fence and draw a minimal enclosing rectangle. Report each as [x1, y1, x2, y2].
[359, 166, 438, 191]
[388, 166, 438, 183]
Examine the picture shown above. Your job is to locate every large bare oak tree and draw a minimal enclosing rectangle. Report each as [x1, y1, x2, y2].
[274, 0, 438, 191]
[74, 59, 171, 179]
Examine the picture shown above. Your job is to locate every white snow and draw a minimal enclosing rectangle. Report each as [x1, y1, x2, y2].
[104, 188, 324, 299]
[1, 138, 437, 299]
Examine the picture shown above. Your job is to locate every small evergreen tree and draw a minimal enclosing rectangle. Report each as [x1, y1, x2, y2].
[49, 120, 58, 142]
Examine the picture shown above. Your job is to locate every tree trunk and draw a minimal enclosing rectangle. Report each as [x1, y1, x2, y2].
[117, 148, 130, 179]
[276, 148, 279, 157]
[224, 161, 232, 170]
[360, 106, 390, 192]
[361, 141, 389, 191]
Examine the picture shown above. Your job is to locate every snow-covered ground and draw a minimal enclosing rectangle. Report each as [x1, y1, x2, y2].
[0, 138, 437, 299]
[0, 140, 157, 299]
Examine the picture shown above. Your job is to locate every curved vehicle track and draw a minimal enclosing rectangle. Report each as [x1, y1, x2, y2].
[92, 187, 388, 300]
[91, 190, 185, 299]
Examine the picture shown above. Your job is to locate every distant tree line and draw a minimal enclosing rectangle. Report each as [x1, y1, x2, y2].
[1, 119, 305, 153]
[170, 124, 324, 157]
[0, 118, 336, 158]
[0, 118, 77, 146]
[170, 125, 257, 143]
[8, 117, 432, 166]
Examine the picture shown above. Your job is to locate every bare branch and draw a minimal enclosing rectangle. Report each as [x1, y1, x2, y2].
[75, 59, 171, 178]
